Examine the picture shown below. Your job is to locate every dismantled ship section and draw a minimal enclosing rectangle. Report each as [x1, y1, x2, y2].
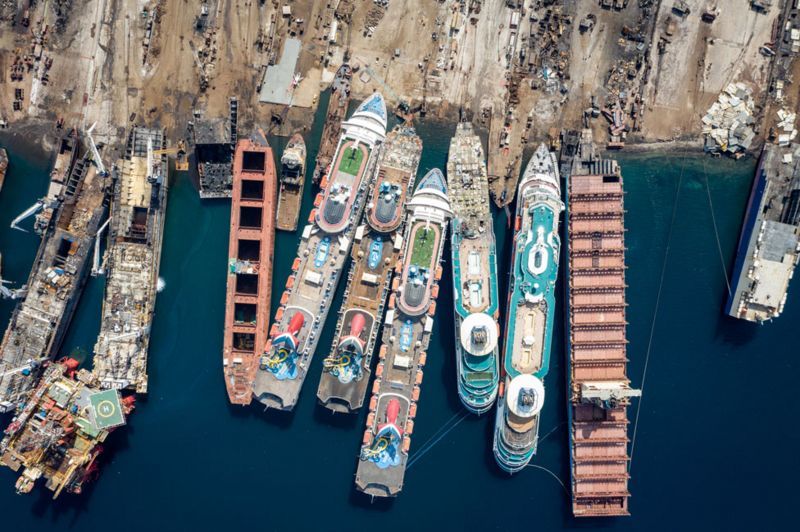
[92, 127, 169, 393]
[565, 130, 640, 517]
[0, 143, 108, 413]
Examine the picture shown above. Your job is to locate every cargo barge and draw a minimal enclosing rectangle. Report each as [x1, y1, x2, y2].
[223, 134, 277, 405]
[565, 129, 640, 517]
[355, 169, 452, 498]
[276, 133, 306, 231]
[317, 125, 422, 413]
[0, 359, 133, 498]
[252, 93, 387, 411]
[0, 145, 109, 412]
[447, 122, 500, 415]
[726, 143, 800, 322]
[312, 64, 352, 185]
[92, 127, 169, 393]
[493, 144, 563, 472]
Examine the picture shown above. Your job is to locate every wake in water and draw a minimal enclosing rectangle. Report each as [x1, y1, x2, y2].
[157, 277, 166, 292]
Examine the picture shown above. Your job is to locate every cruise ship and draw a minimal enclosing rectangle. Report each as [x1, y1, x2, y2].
[355, 169, 452, 497]
[447, 122, 500, 414]
[252, 93, 387, 411]
[222, 134, 277, 405]
[276, 133, 306, 232]
[493, 144, 563, 473]
[317, 125, 422, 413]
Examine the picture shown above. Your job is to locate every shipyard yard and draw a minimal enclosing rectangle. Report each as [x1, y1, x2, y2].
[1, 0, 800, 530]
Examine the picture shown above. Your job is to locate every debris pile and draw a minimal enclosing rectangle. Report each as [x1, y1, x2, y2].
[364, 1, 387, 36]
[702, 82, 757, 156]
[774, 108, 797, 147]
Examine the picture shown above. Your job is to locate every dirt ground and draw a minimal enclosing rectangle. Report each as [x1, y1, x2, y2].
[0, 0, 791, 162]
[640, 0, 777, 140]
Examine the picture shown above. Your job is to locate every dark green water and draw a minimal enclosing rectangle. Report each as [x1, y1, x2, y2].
[0, 115, 796, 531]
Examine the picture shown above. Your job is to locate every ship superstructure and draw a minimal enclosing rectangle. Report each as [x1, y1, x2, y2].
[355, 169, 452, 497]
[565, 129, 640, 517]
[447, 122, 500, 414]
[0, 359, 133, 498]
[223, 135, 277, 405]
[313, 64, 352, 185]
[727, 143, 800, 322]
[493, 144, 563, 473]
[0, 146, 108, 412]
[276, 133, 306, 232]
[252, 93, 387, 411]
[317, 125, 422, 413]
[92, 127, 169, 393]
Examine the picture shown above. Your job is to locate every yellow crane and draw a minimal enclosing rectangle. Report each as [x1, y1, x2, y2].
[152, 139, 189, 171]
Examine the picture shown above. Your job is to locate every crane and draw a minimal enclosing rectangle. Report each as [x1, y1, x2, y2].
[152, 139, 189, 171]
[86, 122, 108, 176]
[0, 358, 46, 379]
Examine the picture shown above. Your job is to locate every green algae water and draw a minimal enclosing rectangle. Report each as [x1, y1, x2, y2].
[0, 118, 797, 530]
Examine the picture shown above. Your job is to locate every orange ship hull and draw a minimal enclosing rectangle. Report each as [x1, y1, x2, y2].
[223, 137, 277, 405]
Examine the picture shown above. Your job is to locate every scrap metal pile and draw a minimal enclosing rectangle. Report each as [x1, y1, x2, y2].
[702, 82, 757, 156]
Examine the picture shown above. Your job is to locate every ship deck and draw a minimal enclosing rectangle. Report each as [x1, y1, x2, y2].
[313, 79, 350, 183]
[0, 154, 107, 409]
[567, 137, 634, 517]
[316, 141, 369, 234]
[276, 140, 305, 232]
[92, 128, 168, 394]
[316, 227, 397, 412]
[223, 140, 276, 405]
[396, 222, 441, 316]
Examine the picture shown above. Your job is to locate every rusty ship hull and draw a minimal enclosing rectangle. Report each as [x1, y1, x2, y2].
[317, 125, 422, 413]
[276, 133, 306, 232]
[223, 136, 277, 405]
[355, 169, 452, 498]
[0, 147, 7, 193]
[0, 147, 108, 413]
[564, 129, 640, 517]
[312, 64, 352, 185]
[252, 93, 387, 411]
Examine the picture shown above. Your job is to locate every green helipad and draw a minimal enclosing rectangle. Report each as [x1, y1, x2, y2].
[338, 146, 365, 175]
[89, 389, 125, 430]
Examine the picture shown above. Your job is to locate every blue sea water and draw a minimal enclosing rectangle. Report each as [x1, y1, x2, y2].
[0, 116, 796, 531]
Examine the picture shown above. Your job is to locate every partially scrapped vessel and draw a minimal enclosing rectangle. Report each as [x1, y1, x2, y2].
[726, 143, 800, 322]
[565, 129, 640, 517]
[0, 359, 133, 498]
[0, 146, 108, 412]
[317, 125, 422, 413]
[493, 144, 563, 473]
[223, 135, 277, 405]
[313, 64, 353, 185]
[276, 133, 306, 231]
[252, 93, 387, 410]
[356, 169, 452, 498]
[92, 127, 169, 393]
[447, 122, 500, 415]
[0, 147, 8, 193]
[35, 130, 80, 234]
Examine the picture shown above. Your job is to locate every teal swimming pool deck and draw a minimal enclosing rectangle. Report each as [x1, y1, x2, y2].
[503, 201, 560, 381]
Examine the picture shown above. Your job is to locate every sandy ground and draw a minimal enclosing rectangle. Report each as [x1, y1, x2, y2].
[641, 0, 777, 140]
[0, 0, 790, 162]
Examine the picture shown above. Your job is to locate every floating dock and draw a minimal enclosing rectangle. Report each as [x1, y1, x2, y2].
[355, 169, 452, 498]
[0, 359, 133, 498]
[317, 125, 422, 413]
[276, 133, 306, 232]
[92, 127, 169, 393]
[223, 135, 277, 405]
[0, 145, 108, 412]
[565, 129, 640, 517]
[252, 94, 387, 411]
[312, 64, 352, 185]
[493, 143, 563, 472]
[726, 143, 800, 322]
